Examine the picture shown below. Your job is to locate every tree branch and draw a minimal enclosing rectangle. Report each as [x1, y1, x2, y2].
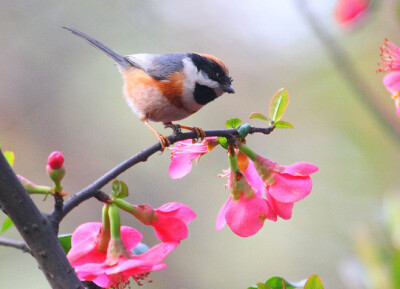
[50, 126, 274, 223]
[0, 150, 85, 289]
[0, 237, 29, 253]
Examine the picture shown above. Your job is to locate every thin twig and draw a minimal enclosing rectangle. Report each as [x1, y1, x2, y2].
[50, 125, 274, 223]
[0, 237, 29, 252]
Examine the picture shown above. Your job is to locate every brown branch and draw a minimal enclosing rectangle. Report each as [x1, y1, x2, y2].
[0, 237, 29, 253]
[50, 125, 274, 224]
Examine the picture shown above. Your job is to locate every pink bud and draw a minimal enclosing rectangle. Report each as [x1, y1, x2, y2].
[47, 151, 64, 169]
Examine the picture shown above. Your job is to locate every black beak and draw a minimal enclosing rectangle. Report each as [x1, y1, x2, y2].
[221, 84, 235, 94]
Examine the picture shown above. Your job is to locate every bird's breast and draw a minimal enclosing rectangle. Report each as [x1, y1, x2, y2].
[121, 68, 202, 123]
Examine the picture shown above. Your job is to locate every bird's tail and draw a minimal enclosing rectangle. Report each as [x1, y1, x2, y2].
[63, 27, 132, 68]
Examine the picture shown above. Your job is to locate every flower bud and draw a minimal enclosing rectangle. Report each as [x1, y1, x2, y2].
[46, 151, 65, 185]
[47, 151, 64, 169]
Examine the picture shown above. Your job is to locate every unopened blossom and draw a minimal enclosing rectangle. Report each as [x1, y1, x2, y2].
[168, 137, 218, 179]
[67, 222, 178, 288]
[334, 0, 370, 26]
[47, 151, 64, 169]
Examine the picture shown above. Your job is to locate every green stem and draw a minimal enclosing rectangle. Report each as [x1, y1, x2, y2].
[108, 204, 121, 240]
[102, 204, 110, 232]
[25, 185, 53, 195]
[112, 198, 136, 214]
[229, 153, 239, 172]
[239, 144, 257, 161]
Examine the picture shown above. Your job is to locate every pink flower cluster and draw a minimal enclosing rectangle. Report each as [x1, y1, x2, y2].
[168, 139, 318, 237]
[217, 154, 318, 237]
[378, 39, 400, 117]
[68, 222, 178, 288]
[67, 202, 195, 288]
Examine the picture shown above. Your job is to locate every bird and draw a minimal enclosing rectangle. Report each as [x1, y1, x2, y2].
[63, 27, 234, 150]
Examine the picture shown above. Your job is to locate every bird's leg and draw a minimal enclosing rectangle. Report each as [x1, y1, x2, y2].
[164, 122, 206, 142]
[141, 117, 170, 151]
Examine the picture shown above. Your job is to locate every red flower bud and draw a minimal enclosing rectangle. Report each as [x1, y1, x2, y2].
[47, 151, 64, 169]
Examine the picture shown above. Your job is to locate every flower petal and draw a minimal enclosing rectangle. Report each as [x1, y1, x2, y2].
[244, 160, 266, 197]
[225, 195, 269, 237]
[153, 215, 188, 242]
[216, 196, 232, 231]
[283, 162, 319, 176]
[71, 222, 102, 246]
[268, 173, 312, 203]
[267, 193, 294, 220]
[155, 202, 196, 225]
[168, 153, 197, 179]
[120, 226, 143, 251]
[383, 72, 400, 94]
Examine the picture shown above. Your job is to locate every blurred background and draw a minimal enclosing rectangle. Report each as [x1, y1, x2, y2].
[1, 0, 400, 288]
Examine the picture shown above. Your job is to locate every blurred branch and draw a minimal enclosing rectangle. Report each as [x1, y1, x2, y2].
[50, 125, 274, 224]
[294, 0, 400, 141]
[0, 150, 85, 289]
[0, 237, 29, 253]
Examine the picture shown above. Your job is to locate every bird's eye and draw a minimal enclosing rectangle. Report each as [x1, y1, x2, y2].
[216, 72, 220, 78]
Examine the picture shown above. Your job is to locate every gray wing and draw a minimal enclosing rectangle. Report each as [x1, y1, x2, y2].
[125, 53, 187, 80]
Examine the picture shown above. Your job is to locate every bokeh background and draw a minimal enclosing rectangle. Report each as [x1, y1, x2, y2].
[1, 0, 400, 288]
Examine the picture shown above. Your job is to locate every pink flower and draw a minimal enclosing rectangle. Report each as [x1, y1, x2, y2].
[151, 202, 196, 242]
[47, 151, 64, 169]
[254, 155, 318, 204]
[168, 137, 218, 179]
[216, 168, 275, 237]
[334, 0, 369, 26]
[67, 222, 178, 288]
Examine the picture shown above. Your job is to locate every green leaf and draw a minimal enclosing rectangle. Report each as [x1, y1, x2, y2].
[225, 118, 242, 129]
[256, 283, 271, 289]
[111, 180, 129, 199]
[265, 277, 296, 289]
[218, 137, 228, 149]
[304, 275, 324, 289]
[238, 123, 251, 140]
[269, 88, 289, 122]
[58, 234, 72, 254]
[4, 151, 15, 167]
[274, 121, 294, 129]
[0, 216, 13, 234]
[249, 112, 269, 122]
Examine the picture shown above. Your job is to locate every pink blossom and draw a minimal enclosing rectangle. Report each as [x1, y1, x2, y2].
[334, 0, 369, 26]
[168, 137, 218, 179]
[152, 202, 196, 242]
[216, 168, 275, 237]
[67, 222, 178, 288]
[254, 155, 318, 204]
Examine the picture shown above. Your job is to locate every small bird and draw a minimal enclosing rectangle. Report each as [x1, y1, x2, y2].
[63, 27, 234, 149]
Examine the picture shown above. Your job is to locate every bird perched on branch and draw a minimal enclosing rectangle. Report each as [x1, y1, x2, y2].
[63, 27, 234, 150]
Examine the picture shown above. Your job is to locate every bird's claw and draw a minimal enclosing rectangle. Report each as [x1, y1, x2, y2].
[156, 133, 170, 152]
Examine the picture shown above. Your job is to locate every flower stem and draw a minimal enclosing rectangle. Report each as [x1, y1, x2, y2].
[238, 144, 257, 161]
[229, 153, 239, 172]
[112, 198, 136, 214]
[108, 204, 121, 240]
[102, 204, 110, 232]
